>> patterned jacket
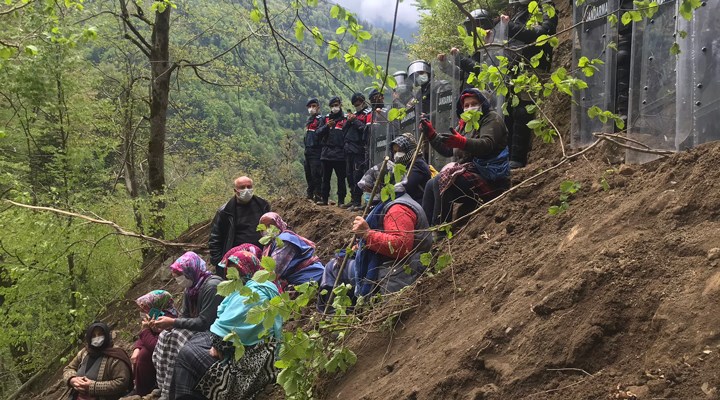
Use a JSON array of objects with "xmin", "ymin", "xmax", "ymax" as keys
[{"xmin": 63, "ymin": 349, "xmax": 132, "ymax": 400}]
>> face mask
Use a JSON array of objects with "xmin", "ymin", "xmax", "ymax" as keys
[
  {"xmin": 236, "ymin": 188, "xmax": 253, "ymax": 203},
  {"xmin": 175, "ymin": 275, "xmax": 193, "ymax": 288},
  {"xmin": 307, "ymin": 107, "xmax": 317, "ymax": 115},
  {"xmin": 372, "ymin": 102, "xmax": 384, "ymax": 109},
  {"xmin": 465, "ymin": 106, "xmax": 481, "ymax": 112},
  {"xmin": 417, "ymin": 74, "xmax": 429, "ymax": 85},
  {"xmin": 354, "ymin": 104, "xmax": 365, "ymax": 112},
  {"xmin": 90, "ymin": 336, "xmax": 105, "ymax": 347},
  {"xmin": 331, "ymin": 106, "xmax": 341, "ymax": 114},
  {"xmin": 393, "ymin": 151, "xmax": 406, "ymax": 162},
  {"xmin": 362, "ymin": 192, "xmax": 371, "ymax": 204}
]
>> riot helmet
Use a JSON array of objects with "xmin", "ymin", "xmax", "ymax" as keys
[
  {"xmin": 393, "ymin": 71, "xmax": 409, "ymax": 94},
  {"xmin": 368, "ymin": 88, "xmax": 385, "ymax": 109},
  {"xmin": 407, "ymin": 60, "xmax": 431, "ymax": 87},
  {"xmin": 463, "ymin": 9, "xmax": 494, "ymax": 34}
]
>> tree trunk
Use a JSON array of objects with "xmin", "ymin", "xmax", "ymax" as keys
[{"xmin": 147, "ymin": 5, "xmax": 172, "ymax": 240}]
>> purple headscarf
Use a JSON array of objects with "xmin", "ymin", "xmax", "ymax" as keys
[{"xmin": 169, "ymin": 251, "xmax": 212, "ymax": 305}]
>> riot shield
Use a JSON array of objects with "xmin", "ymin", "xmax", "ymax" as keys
[
  {"xmin": 570, "ymin": 0, "xmax": 619, "ymax": 148},
  {"xmin": 626, "ymin": 0, "xmax": 678, "ymax": 163},
  {"xmin": 429, "ymin": 60, "xmax": 461, "ymax": 169},
  {"xmin": 368, "ymin": 109, "xmax": 396, "ymax": 166},
  {"xmin": 688, "ymin": 0, "xmax": 720, "ymax": 147}
]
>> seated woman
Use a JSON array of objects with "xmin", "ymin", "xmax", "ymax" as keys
[
  {"xmin": 420, "ymin": 88, "xmax": 510, "ymax": 227},
  {"xmin": 63, "ymin": 322, "xmax": 132, "ymax": 400},
  {"xmin": 390, "ymin": 133, "xmax": 431, "ymax": 204},
  {"xmin": 173, "ymin": 249, "xmax": 282, "ymax": 400},
  {"xmin": 151, "ymin": 252, "xmax": 223, "ymax": 400},
  {"xmin": 259, "ymin": 212, "xmax": 324, "ymax": 290},
  {"xmin": 131, "ymin": 290, "xmax": 177, "ymax": 396},
  {"xmin": 319, "ymin": 171, "xmax": 433, "ymax": 308}
]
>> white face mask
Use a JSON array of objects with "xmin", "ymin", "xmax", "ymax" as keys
[
  {"xmin": 307, "ymin": 107, "xmax": 317, "ymax": 115},
  {"xmin": 417, "ymin": 74, "xmax": 429, "ymax": 85},
  {"xmin": 175, "ymin": 275, "xmax": 193, "ymax": 288},
  {"xmin": 331, "ymin": 106, "xmax": 341, "ymax": 114},
  {"xmin": 465, "ymin": 105, "xmax": 481, "ymax": 112},
  {"xmin": 90, "ymin": 336, "xmax": 105, "ymax": 347},
  {"xmin": 235, "ymin": 188, "xmax": 253, "ymax": 203},
  {"xmin": 393, "ymin": 151, "xmax": 406, "ymax": 162}
]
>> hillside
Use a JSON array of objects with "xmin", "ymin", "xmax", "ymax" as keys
[
  {"xmin": 24, "ymin": 139, "xmax": 720, "ymax": 399},
  {"xmin": 10, "ymin": 1, "xmax": 720, "ymax": 399}
]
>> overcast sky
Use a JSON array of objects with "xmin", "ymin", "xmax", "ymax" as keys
[{"xmin": 333, "ymin": 0, "xmax": 422, "ymax": 29}]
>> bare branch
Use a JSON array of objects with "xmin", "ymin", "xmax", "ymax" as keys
[
  {"xmin": 123, "ymin": 33, "xmax": 151, "ymax": 58},
  {"xmin": 0, "ymin": 0, "xmax": 33, "ymax": 16},
  {"xmin": 119, "ymin": 0, "xmax": 151, "ymax": 51},
  {"xmin": 3, "ymin": 199, "xmax": 204, "ymax": 249}
]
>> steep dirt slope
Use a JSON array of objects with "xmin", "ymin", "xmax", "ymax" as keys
[
  {"xmin": 26, "ymin": 200, "xmax": 355, "ymax": 399},
  {"xmin": 322, "ymin": 142, "xmax": 720, "ymax": 400}
]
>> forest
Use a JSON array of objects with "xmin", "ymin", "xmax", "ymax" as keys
[{"xmin": 0, "ymin": 0, "xmax": 408, "ymax": 392}]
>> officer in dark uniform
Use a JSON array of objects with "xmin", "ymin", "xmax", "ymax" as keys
[{"xmin": 303, "ymin": 98, "xmax": 325, "ymax": 202}]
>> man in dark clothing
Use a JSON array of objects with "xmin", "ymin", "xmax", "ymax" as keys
[
  {"xmin": 208, "ymin": 176, "xmax": 271, "ymax": 277},
  {"xmin": 316, "ymin": 96, "xmax": 348, "ymax": 206},
  {"xmin": 303, "ymin": 98, "xmax": 325, "ymax": 202},
  {"xmin": 502, "ymin": 0, "xmax": 558, "ymax": 168},
  {"xmin": 343, "ymin": 92, "xmax": 373, "ymax": 210}
]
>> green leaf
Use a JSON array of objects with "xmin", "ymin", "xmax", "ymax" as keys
[
  {"xmin": 548, "ymin": 205, "xmax": 560, "ymax": 215},
  {"xmin": 435, "ymin": 254, "xmax": 452, "ymax": 272},
  {"xmin": 0, "ymin": 46, "xmax": 16, "ymax": 60},
  {"xmin": 608, "ymin": 13, "xmax": 618, "ymax": 26},
  {"xmin": 252, "ymin": 269, "xmax": 275, "ymax": 283},
  {"xmin": 420, "ymin": 252, "xmax": 432, "ymax": 267},
  {"xmin": 245, "ymin": 305, "xmax": 265, "ymax": 324},
  {"xmin": 260, "ymin": 256, "xmax": 276, "ymax": 272},
  {"xmin": 358, "ymin": 31, "xmax": 372, "ymax": 41},
  {"xmin": 621, "ymin": 11, "xmax": 633, "ymax": 25},
  {"xmin": 217, "ymin": 279, "xmax": 244, "ymax": 297},
  {"xmin": 527, "ymin": 119, "xmax": 543, "ymax": 130},
  {"xmin": 393, "ymin": 163, "xmax": 406, "ymax": 184},
  {"xmin": 679, "ymin": 0, "xmax": 701, "ymax": 21},
  {"xmin": 330, "ymin": 4, "xmax": 340, "ymax": 18},
  {"xmin": 250, "ymin": 8, "xmax": 263, "ymax": 22},
  {"xmin": 336, "ymin": 26, "xmax": 346, "ymax": 34},
  {"xmin": 24, "ymin": 45, "xmax": 38, "ymax": 56},
  {"xmin": 295, "ymin": 21, "xmax": 304, "ymax": 42},
  {"xmin": 669, "ymin": 42, "xmax": 681, "ymax": 56}
]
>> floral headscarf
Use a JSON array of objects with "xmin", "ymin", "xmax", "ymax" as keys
[
  {"xmin": 260, "ymin": 212, "xmax": 288, "ymax": 232},
  {"xmin": 220, "ymin": 249, "xmax": 263, "ymax": 280},
  {"xmin": 169, "ymin": 251, "xmax": 212, "ymax": 300},
  {"xmin": 135, "ymin": 290, "xmax": 178, "ymax": 318},
  {"xmin": 260, "ymin": 212, "xmax": 316, "ymax": 254}
]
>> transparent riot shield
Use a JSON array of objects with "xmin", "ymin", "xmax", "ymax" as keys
[
  {"xmin": 688, "ymin": 0, "xmax": 720, "ymax": 146},
  {"xmin": 368, "ymin": 110, "xmax": 396, "ymax": 166},
  {"xmin": 676, "ymin": 0, "xmax": 720, "ymax": 150},
  {"xmin": 571, "ymin": 0, "xmax": 619, "ymax": 148},
  {"xmin": 429, "ymin": 60, "xmax": 460, "ymax": 169},
  {"xmin": 626, "ymin": 0, "xmax": 678, "ymax": 163}
]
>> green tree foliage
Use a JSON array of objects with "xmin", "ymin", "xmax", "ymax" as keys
[
  {"xmin": 410, "ymin": 0, "xmax": 506, "ymax": 61},
  {"xmin": 0, "ymin": 0, "xmax": 408, "ymax": 394}
]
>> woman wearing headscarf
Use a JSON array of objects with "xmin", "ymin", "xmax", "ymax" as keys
[
  {"xmin": 63, "ymin": 322, "xmax": 132, "ymax": 400},
  {"xmin": 259, "ymin": 212, "xmax": 324, "ymax": 290},
  {"xmin": 390, "ymin": 132, "xmax": 432, "ymax": 204},
  {"xmin": 420, "ymin": 88, "xmax": 510, "ymax": 226},
  {"xmin": 131, "ymin": 290, "xmax": 177, "ymax": 396},
  {"xmin": 151, "ymin": 252, "xmax": 222, "ymax": 400},
  {"xmin": 173, "ymin": 249, "xmax": 282, "ymax": 400}
]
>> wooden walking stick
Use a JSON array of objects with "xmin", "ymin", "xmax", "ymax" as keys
[{"xmin": 322, "ymin": 156, "xmax": 390, "ymax": 314}]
